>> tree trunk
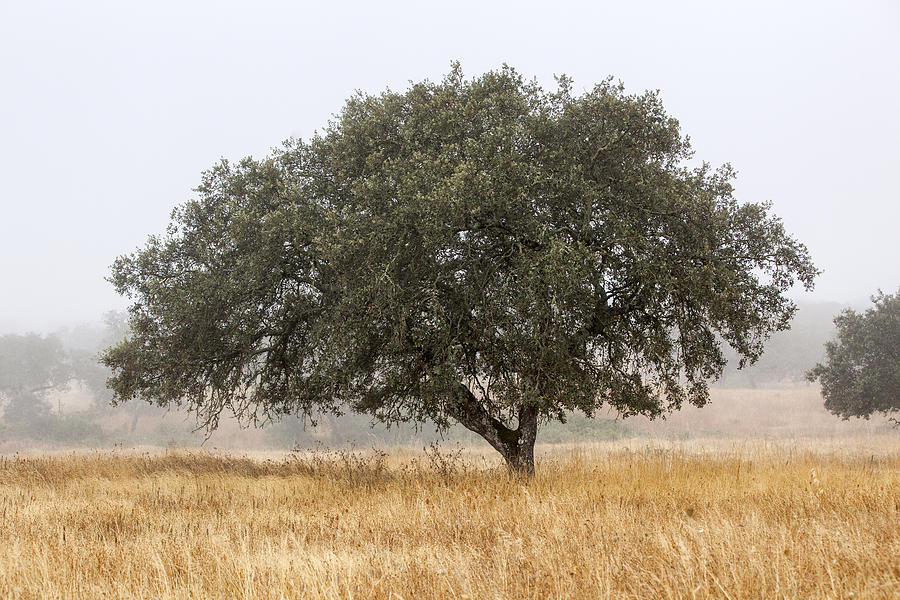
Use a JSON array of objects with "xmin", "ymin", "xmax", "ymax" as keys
[
  {"xmin": 447, "ymin": 384, "xmax": 538, "ymax": 476},
  {"xmin": 508, "ymin": 405, "xmax": 537, "ymax": 476}
]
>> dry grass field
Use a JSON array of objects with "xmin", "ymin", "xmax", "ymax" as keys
[{"xmin": 1, "ymin": 438, "xmax": 898, "ymax": 599}]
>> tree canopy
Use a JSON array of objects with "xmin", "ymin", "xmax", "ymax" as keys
[
  {"xmin": 807, "ymin": 289, "xmax": 899, "ymax": 420},
  {"xmin": 104, "ymin": 65, "xmax": 818, "ymax": 472}
]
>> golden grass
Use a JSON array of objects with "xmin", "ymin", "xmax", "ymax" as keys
[{"xmin": 1, "ymin": 440, "xmax": 898, "ymax": 599}]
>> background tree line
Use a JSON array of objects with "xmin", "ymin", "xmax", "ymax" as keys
[{"xmin": 0, "ymin": 300, "xmax": 852, "ymax": 449}]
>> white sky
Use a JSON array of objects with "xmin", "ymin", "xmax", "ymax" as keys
[{"xmin": 1, "ymin": 0, "xmax": 898, "ymax": 333}]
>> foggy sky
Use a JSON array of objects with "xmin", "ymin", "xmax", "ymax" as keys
[{"xmin": 1, "ymin": 0, "xmax": 898, "ymax": 333}]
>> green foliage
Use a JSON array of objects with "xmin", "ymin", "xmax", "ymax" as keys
[
  {"xmin": 43, "ymin": 413, "xmax": 109, "ymax": 446},
  {"xmin": 0, "ymin": 333, "xmax": 70, "ymax": 396},
  {"xmin": 104, "ymin": 65, "xmax": 817, "ymax": 469},
  {"xmin": 807, "ymin": 290, "xmax": 900, "ymax": 419},
  {"xmin": 0, "ymin": 333, "xmax": 71, "ymax": 429},
  {"xmin": 0, "ymin": 320, "xmax": 139, "ymax": 445},
  {"xmin": 1, "ymin": 390, "xmax": 54, "ymax": 431},
  {"xmin": 537, "ymin": 413, "xmax": 629, "ymax": 444}
]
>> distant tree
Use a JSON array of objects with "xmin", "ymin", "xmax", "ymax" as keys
[
  {"xmin": 104, "ymin": 65, "xmax": 818, "ymax": 473},
  {"xmin": 68, "ymin": 311, "xmax": 129, "ymax": 408},
  {"xmin": 61, "ymin": 311, "xmax": 156, "ymax": 433},
  {"xmin": 807, "ymin": 289, "xmax": 899, "ymax": 421},
  {"xmin": 0, "ymin": 333, "xmax": 71, "ymax": 430}
]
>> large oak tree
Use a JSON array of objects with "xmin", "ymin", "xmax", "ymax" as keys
[{"xmin": 104, "ymin": 66, "xmax": 817, "ymax": 473}]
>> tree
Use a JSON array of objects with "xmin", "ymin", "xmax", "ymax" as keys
[
  {"xmin": 807, "ymin": 290, "xmax": 899, "ymax": 421},
  {"xmin": 104, "ymin": 65, "xmax": 818, "ymax": 474},
  {"xmin": 0, "ymin": 333, "xmax": 71, "ymax": 430}
]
